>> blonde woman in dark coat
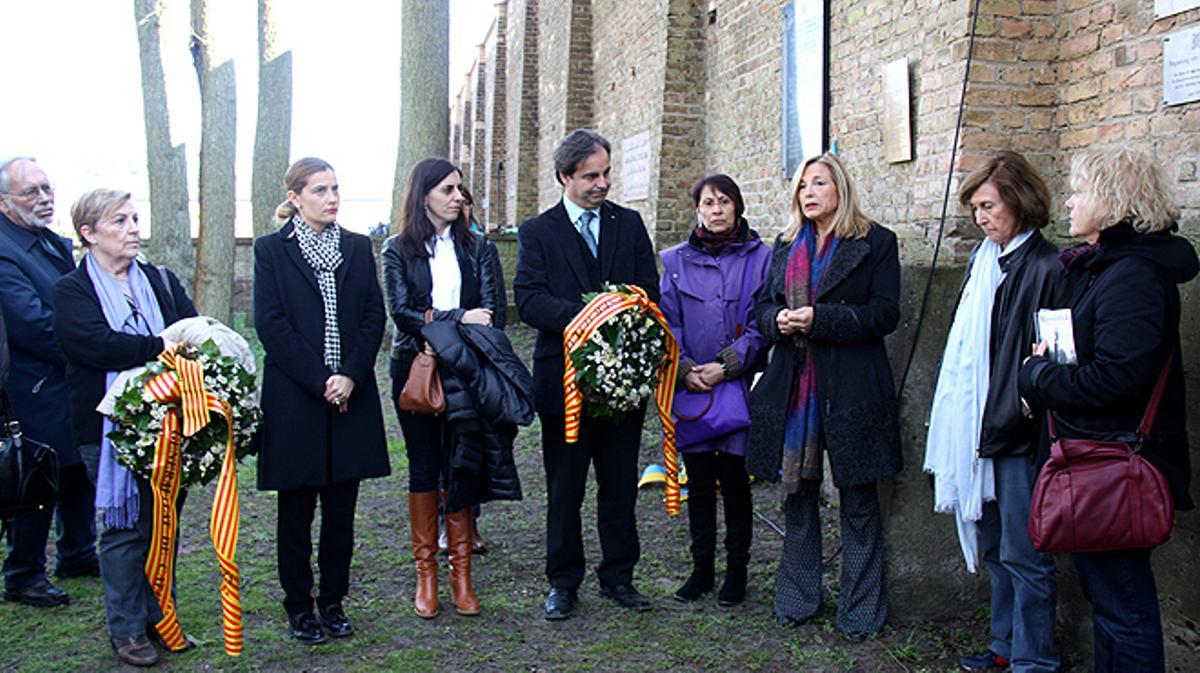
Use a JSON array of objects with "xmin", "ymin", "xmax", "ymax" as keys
[{"xmin": 254, "ymin": 157, "xmax": 389, "ymax": 644}]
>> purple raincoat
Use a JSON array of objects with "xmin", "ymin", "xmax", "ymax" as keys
[{"xmin": 659, "ymin": 233, "xmax": 771, "ymax": 453}]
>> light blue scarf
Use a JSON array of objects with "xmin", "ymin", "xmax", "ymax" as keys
[
  {"xmin": 88, "ymin": 254, "xmax": 166, "ymax": 529},
  {"xmin": 923, "ymin": 230, "xmax": 1032, "ymax": 571}
]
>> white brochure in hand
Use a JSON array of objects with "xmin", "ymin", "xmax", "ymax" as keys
[{"xmin": 1036, "ymin": 308, "xmax": 1077, "ymax": 365}]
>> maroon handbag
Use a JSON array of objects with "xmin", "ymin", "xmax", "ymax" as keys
[{"xmin": 1027, "ymin": 353, "xmax": 1176, "ymax": 553}]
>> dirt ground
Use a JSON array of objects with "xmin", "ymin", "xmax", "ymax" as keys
[{"xmin": 0, "ymin": 323, "xmax": 1087, "ymax": 672}]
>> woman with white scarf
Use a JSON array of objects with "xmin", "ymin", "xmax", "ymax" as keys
[
  {"xmin": 53, "ymin": 189, "xmax": 197, "ymax": 667},
  {"xmin": 924, "ymin": 152, "xmax": 1062, "ymax": 673},
  {"xmin": 253, "ymin": 158, "xmax": 389, "ymax": 645}
]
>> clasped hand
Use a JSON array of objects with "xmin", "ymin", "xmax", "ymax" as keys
[
  {"xmin": 684, "ymin": 362, "xmax": 725, "ymax": 393},
  {"xmin": 324, "ymin": 374, "xmax": 355, "ymax": 413},
  {"xmin": 461, "ymin": 308, "xmax": 492, "ymax": 325},
  {"xmin": 776, "ymin": 306, "xmax": 814, "ymax": 336}
]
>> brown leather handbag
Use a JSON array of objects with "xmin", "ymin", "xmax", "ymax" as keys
[
  {"xmin": 1027, "ymin": 353, "xmax": 1176, "ymax": 553},
  {"xmin": 398, "ymin": 310, "xmax": 445, "ymax": 414}
]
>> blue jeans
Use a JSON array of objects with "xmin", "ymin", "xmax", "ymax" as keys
[
  {"xmin": 978, "ymin": 455, "xmax": 1058, "ymax": 672},
  {"xmin": 1072, "ymin": 548, "xmax": 1164, "ymax": 673}
]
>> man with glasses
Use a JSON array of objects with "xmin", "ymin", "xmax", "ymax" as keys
[{"xmin": 0, "ymin": 157, "xmax": 97, "ymax": 607}]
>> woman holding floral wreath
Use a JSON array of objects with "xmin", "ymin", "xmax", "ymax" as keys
[
  {"xmin": 54, "ymin": 188, "xmax": 197, "ymax": 667},
  {"xmin": 253, "ymin": 157, "xmax": 389, "ymax": 644}
]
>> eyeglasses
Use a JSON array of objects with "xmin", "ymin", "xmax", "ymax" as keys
[
  {"xmin": 121, "ymin": 299, "xmax": 152, "ymax": 335},
  {"xmin": 8, "ymin": 183, "xmax": 54, "ymax": 200}
]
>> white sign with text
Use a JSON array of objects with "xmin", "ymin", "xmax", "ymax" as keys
[
  {"xmin": 1164, "ymin": 25, "xmax": 1200, "ymax": 107},
  {"xmin": 621, "ymin": 131, "xmax": 652, "ymax": 202}
]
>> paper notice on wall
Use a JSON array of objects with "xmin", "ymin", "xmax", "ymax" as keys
[
  {"xmin": 621, "ymin": 131, "xmax": 651, "ymax": 202},
  {"xmin": 1164, "ymin": 25, "xmax": 1200, "ymax": 107},
  {"xmin": 1155, "ymin": 0, "xmax": 1200, "ymax": 19}
]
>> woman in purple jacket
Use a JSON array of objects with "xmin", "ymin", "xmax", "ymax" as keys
[{"xmin": 659, "ymin": 174, "xmax": 771, "ymax": 606}]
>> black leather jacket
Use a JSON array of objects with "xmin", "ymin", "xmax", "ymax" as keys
[
  {"xmin": 382, "ymin": 231, "xmax": 506, "ymax": 363},
  {"xmin": 968, "ymin": 231, "xmax": 1062, "ymax": 458}
]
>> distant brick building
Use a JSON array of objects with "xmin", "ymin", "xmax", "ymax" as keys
[
  {"xmin": 448, "ymin": 2, "xmax": 1200, "ymax": 667},
  {"xmin": 453, "ymin": 0, "xmax": 1199, "ymax": 257}
]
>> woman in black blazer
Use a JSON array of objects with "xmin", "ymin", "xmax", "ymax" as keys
[
  {"xmin": 53, "ymin": 188, "xmax": 197, "ymax": 667},
  {"xmin": 382, "ymin": 157, "xmax": 504, "ymax": 619},
  {"xmin": 748, "ymin": 153, "xmax": 902, "ymax": 639},
  {"xmin": 253, "ymin": 157, "xmax": 389, "ymax": 644}
]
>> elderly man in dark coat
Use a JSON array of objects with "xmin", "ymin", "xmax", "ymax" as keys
[{"xmin": 0, "ymin": 157, "xmax": 97, "ymax": 607}]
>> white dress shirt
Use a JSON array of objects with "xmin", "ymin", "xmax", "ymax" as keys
[{"xmin": 427, "ymin": 230, "xmax": 461, "ymax": 311}]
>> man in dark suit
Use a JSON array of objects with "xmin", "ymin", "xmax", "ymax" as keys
[
  {"xmin": 514, "ymin": 129, "xmax": 660, "ymax": 620},
  {"xmin": 0, "ymin": 157, "xmax": 97, "ymax": 607}
]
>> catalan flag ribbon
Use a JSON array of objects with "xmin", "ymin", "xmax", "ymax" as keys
[
  {"xmin": 142, "ymin": 347, "xmax": 243, "ymax": 656},
  {"xmin": 562, "ymin": 286, "xmax": 682, "ymax": 515}
]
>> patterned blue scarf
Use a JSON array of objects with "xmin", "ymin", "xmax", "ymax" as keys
[{"xmin": 781, "ymin": 223, "xmax": 839, "ymax": 493}]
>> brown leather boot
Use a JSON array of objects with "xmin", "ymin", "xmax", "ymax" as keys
[
  {"xmin": 445, "ymin": 506, "xmax": 480, "ymax": 616},
  {"xmin": 409, "ymin": 492, "xmax": 440, "ymax": 618}
]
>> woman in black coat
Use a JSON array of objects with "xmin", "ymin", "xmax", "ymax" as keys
[
  {"xmin": 253, "ymin": 157, "xmax": 389, "ymax": 644},
  {"xmin": 382, "ymin": 157, "xmax": 505, "ymax": 620},
  {"xmin": 1018, "ymin": 148, "xmax": 1196, "ymax": 673},
  {"xmin": 54, "ymin": 189, "xmax": 197, "ymax": 667},
  {"xmin": 748, "ymin": 153, "xmax": 901, "ymax": 639}
]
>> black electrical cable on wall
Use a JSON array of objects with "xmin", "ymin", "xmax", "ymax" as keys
[{"xmin": 896, "ymin": 0, "xmax": 983, "ymax": 398}]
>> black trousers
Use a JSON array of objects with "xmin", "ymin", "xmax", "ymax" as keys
[
  {"xmin": 680, "ymin": 450, "xmax": 752, "ymax": 568},
  {"xmin": 394, "ymin": 404, "xmax": 451, "ymax": 494},
  {"xmin": 540, "ymin": 408, "xmax": 644, "ymax": 590},
  {"xmin": 276, "ymin": 480, "xmax": 360, "ymax": 616},
  {"xmin": 3, "ymin": 463, "xmax": 97, "ymax": 589}
]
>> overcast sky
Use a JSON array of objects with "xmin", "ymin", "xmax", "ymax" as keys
[{"xmin": 0, "ymin": 0, "xmax": 497, "ymax": 235}]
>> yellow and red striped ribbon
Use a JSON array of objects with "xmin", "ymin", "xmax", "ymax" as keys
[
  {"xmin": 142, "ymin": 407, "xmax": 186, "ymax": 650},
  {"xmin": 142, "ymin": 347, "xmax": 243, "ymax": 656},
  {"xmin": 562, "ymin": 287, "xmax": 682, "ymax": 514}
]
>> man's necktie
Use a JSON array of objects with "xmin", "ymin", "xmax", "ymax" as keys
[{"xmin": 579, "ymin": 211, "xmax": 598, "ymax": 257}]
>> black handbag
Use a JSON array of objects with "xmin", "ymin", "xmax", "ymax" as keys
[{"xmin": 0, "ymin": 392, "xmax": 59, "ymax": 520}]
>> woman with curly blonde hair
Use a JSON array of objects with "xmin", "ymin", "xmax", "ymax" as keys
[{"xmin": 1019, "ymin": 147, "xmax": 1196, "ymax": 672}]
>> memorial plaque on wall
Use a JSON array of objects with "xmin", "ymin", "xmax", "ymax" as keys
[
  {"xmin": 882, "ymin": 58, "xmax": 913, "ymax": 163},
  {"xmin": 621, "ymin": 131, "xmax": 651, "ymax": 202},
  {"xmin": 1164, "ymin": 25, "xmax": 1200, "ymax": 107},
  {"xmin": 1155, "ymin": 0, "xmax": 1200, "ymax": 19},
  {"xmin": 781, "ymin": 0, "xmax": 828, "ymax": 180}
]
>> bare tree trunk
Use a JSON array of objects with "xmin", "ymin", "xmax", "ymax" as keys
[
  {"xmin": 190, "ymin": 0, "xmax": 237, "ymax": 324},
  {"xmin": 391, "ymin": 0, "xmax": 450, "ymax": 228},
  {"xmin": 134, "ymin": 0, "xmax": 193, "ymax": 290},
  {"xmin": 251, "ymin": 0, "xmax": 291, "ymax": 240}
]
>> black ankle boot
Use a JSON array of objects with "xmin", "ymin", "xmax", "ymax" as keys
[
  {"xmin": 717, "ymin": 565, "xmax": 747, "ymax": 606},
  {"xmin": 674, "ymin": 561, "xmax": 715, "ymax": 602}
]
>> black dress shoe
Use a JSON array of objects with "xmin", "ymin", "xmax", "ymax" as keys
[
  {"xmin": 287, "ymin": 611, "xmax": 328, "ymax": 644},
  {"xmin": 598, "ymin": 583, "xmax": 652, "ymax": 611},
  {"xmin": 3, "ymin": 580, "xmax": 70, "ymax": 607},
  {"xmin": 55, "ymin": 560, "xmax": 101, "ymax": 579},
  {"xmin": 319, "ymin": 604, "xmax": 355, "ymax": 638},
  {"xmin": 777, "ymin": 614, "xmax": 806, "ymax": 628},
  {"xmin": 544, "ymin": 587, "xmax": 578, "ymax": 621}
]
